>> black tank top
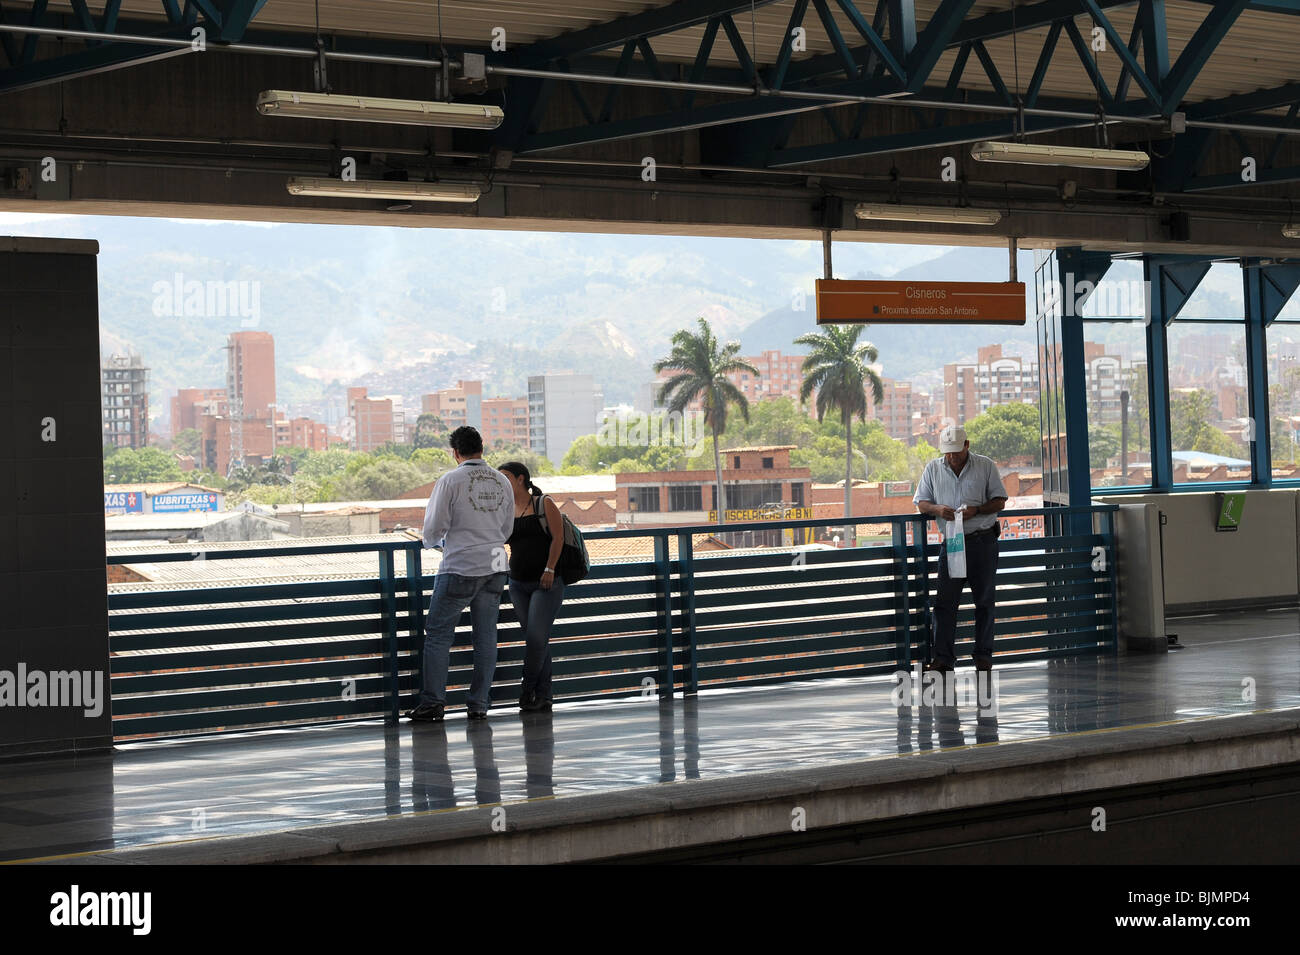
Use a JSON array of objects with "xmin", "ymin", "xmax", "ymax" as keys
[{"xmin": 507, "ymin": 497, "xmax": 552, "ymax": 582}]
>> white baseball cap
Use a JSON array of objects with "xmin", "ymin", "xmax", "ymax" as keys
[{"xmin": 939, "ymin": 425, "xmax": 968, "ymax": 453}]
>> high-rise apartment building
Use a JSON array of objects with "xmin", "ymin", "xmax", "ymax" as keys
[
  {"xmin": 529, "ymin": 373, "xmax": 603, "ymax": 466},
  {"xmin": 226, "ymin": 331, "xmax": 275, "ymax": 420},
  {"xmin": 102, "ymin": 354, "xmax": 150, "ymax": 449},
  {"xmin": 348, "ymin": 387, "xmax": 396, "ymax": 452},
  {"xmin": 422, "ymin": 380, "xmax": 482, "ymax": 431},
  {"xmin": 171, "ymin": 387, "xmax": 227, "ymax": 435},
  {"xmin": 482, "ymin": 397, "xmax": 530, "ymax": 449},
  {"xmin": 944, "ymin": 344, "xmax": 1040, "ymax": 424}
]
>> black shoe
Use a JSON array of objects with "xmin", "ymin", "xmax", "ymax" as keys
[
  {"xmin": 974, "ymin": 657, "xmax": 993, "ymax": 672},
  {"xmin": 924, "ymin": 660, "xmax": 953, "ymax": 673},
  {"xmin": 405, "ymin": 702, "xmax": 444, "ymax": 722},
  {"xmin": 519, "ymin": 691, "xmax": 550, "ymax": 712},
  {"xmin": 466, "ymin": 708, "xmax": 489, "ymax": 721}
]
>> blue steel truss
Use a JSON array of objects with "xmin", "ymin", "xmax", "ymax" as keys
[
  {"xmin": 0, "ymin": 0, "xmax": 266, "ymax": 91},
  {"xmin": 1, "ymin": 0, "xmax": 1297, "ymax": 194}
]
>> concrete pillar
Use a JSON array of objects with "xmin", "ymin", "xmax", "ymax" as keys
[{"xmin": 1, "ymin": 237, "xmax": 112, "ymax": 757}]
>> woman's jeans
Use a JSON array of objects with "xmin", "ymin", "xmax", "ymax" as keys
[{"xmin": 508, "ymin": 577, "xmax": 566, "ymax": 700}]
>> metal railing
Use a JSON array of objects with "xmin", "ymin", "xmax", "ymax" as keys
[{"xmin": 105, "ymin": 505, "xmax": 1118, "ymax": 740}]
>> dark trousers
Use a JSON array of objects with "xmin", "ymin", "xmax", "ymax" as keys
[
  {"xmin": 932, "ymin": 530, "xmax": 999, "ymax": 666},
  {"xmin": 508, "ymin": 577, "xmax": 566, "ymax": 701}
]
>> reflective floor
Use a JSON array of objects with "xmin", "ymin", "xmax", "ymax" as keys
[{"xmin": 2, "ymin": 609, "xmax": 1297, "ymax": 862}]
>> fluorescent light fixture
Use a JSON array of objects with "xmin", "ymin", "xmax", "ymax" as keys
[
  {"xmin": 286, "ymin": 177, "xmax": 481, "ymax": 203},
  {"xmin": 1285, "ymin": 225, "xmax": 1300, "ymax": 239},
  {"xmin": 970, "ymin": 140, "xmax": 1149, "ymax": 170},
  {"xmin": 257, "ymin": 90, "xmax": 504, "ymax": 129},
  {"xmin": 854, "ymin": 202, "xmax": 1002, "ymax": 226}
]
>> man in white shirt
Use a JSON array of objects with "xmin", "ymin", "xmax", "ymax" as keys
[
  {"xmin": 913, "ymin": 425, "xmax": 1008, "ymax": 673},
  {"xmin": 406, "ymin": 426, "xmax": 515, "ymax": 722}
]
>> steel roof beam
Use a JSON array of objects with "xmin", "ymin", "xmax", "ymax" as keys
[{"xmin": 1160, "ymin": 0, "xmax": 1249, "ymax": 110}]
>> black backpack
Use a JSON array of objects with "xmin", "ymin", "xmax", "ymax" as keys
[{"xmin": 533, "ymin": 495, "xmax": 591, "ymax": 585}]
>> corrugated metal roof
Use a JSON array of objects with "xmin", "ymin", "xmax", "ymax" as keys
[{"xmin": 103, "ymin": 482, "xmax": 222, "ymax": 495}]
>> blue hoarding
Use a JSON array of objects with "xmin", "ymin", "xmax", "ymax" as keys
[
  {"xmin": 152, "ymin": 492, "xmax": 220, "ymax": 513},
  {"xmin": 104, "ymin": 490, "xmax": 143, "ymax": 512}
]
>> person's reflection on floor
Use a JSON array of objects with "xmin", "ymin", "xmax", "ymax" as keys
[
  {"xmin": 935, "ymin": 703, "xmax": 965, "ymax": 749},
  {"xmin": 466, "ymin": 719, "xmax": 500, "ymax": 807},
  {"xmin": 520, "ymin": 711, "xmax": 555, "ymax": 799},
  {"xmin": 976, "ymin": 671, "xmax": 1000, "ymax": 744},
  {"xmin": 658, "ymin": 699, "xmax": 675, "ymax": 782},
  {"xmin": 410, "ymin": 722, "xmax": 455, "ymax": 812},
  {"xmin": 683, "ymin": 696, "xmax": 700, "ymax": 779},
  {"xmin": 384, "ymin": 724, "xmax": 402, "ymax": 814},
  {"xmin": 895, "ymin": 703, "xmax": 914, "ymax": 754}
]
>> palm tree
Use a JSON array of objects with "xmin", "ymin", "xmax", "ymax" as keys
[
  {"xmin": 653, "ymin": 317, "xmax": 759, "ymax": 525},
  {"xmin": 795, "ymin": 324, "xmax": 884, "ymax": 544}
]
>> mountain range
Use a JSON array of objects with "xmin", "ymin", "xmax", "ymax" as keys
[{"xmin": 0, "ymin": 212, "xmax": 1256, "ymax": 428}]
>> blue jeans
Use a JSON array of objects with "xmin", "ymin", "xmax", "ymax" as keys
[
  {"xmin": 508, "ymin": 577, "xmax": 566, "ymax": 701},
  {"xmin": 419, "ymin": 571, "xmax": 507, "ymax": 712},
  {"xmin": 932, "ymin": 530, "xmax": 999, "ymax": 666}
]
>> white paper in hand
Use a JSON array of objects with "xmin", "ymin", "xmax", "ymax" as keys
[{"xmin": 945, "ymin": 509, "xmax": 967, "ymax": 579}]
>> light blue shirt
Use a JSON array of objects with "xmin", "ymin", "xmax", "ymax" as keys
[
  {"xmin": 422, "ymin": 459, "xmax": 515, "ymax": 576},
  {"xmin": 913, "ymin": 451, "xmax": 1008, "ymax": 536}
]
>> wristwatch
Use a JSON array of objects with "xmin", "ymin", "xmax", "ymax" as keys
[{"xmin": 544, "ymin": 567, "xmax": 555, "ymax": 574}]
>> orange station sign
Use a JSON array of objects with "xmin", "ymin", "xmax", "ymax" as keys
[{"xmin": 815, "ymin": 279, "xmax": 1026, "ymax": 325}]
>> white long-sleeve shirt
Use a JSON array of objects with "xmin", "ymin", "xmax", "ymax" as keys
[{"xmin": 421, "ymin": 458, "xmax": 515, "ymax": 576}]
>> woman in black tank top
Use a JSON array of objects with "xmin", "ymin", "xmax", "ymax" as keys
[{"xmin": 499, "ymin": 462, "xmax": 567, "ymax": 712}]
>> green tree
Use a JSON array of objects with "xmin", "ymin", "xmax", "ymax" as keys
[
  {"xmin": 795, "ymin": 324, "xmax": 884, "ymax": 539},
  {"xmin": 410, "ymin": 447, "xmax": 455, "ymax": 476},
  {"xmin": 171, "ymin": 428, "xmax": 201, "ymax": 458},
  {"xmin": 653, "ymin": 317, "xmax": 759, "ymax": 523},
  {"xmin": 104, "ymin": 446, "xmax": 183, "ymax": 484},
  {"xmin": 336, "ymin": 458, "xmax": 427, "ymax": 501},
  {"xmin": 1088, "ymin": 424, "xmax": 1121, "ymax": 469},
  {"xmin": 485, "ymin": 443, "xmax": 554, "ymax": 476},
  {"xmin": 964, "ymin": 402, "xmax": 1041, "ymax": 464},
  {"xmin": 1170, "ymin": 389, "xmax": 1243, "ymax": 458},
  {"xmin": 413, "ymin": 413, "xmax": 448, "ymax": 449}
]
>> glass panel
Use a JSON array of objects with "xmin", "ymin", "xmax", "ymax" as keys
[
  {"xmin": 1176, "ymin": 261, "xmax": 1245, "ymax": 321},
  {"xmin": 1167, "ymin": 322, "xmax": 1250, "ymax": 483},
  {"xmin": 1078, "ymin": 259, "xmax": 1146, "ymax": 321},
  {"xmin": 1085, "ymin": 321, "xmax": 1151, "ymax": 488},
  {"xmin": 1269, "ymin": 325, "xmax": 1300, "ymax": 478}
]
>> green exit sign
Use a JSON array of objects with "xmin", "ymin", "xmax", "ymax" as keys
[{"xmin": 1215, "ymin": 492, "xmax": 1245, "ymax": 532}]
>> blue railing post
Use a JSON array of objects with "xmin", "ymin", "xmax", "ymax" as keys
[
  {"xmin": 653, "ymin": 532, "xmax": 674, "ymax": 699},
  {"xmin": 678, "ymin": 531, "xmax": 698, "ymax": 694},
  {"xmin": 378, "ymin": 549, "xmax": 399, "ymax": 723},
  {"xmin": 891, "ymin": 520, "xmax": 912, "ymax": 669},
  {"xmin": 404, "ymin": 544, "xmax": 424, "ymax": 712}
]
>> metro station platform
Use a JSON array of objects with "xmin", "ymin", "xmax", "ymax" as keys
[{"xmin": 4, "ymin": 609, "xmax": 1299, "ymax": 865}]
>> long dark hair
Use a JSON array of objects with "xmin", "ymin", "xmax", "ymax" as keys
[{"xmin": 500, "ymin": 461, "xmax": 542, "ymax": 504}]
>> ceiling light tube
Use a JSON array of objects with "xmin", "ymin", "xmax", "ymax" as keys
[
  {"xmin": 286, "ymin": 177, "xmax": 481, "ymax": 203},
  {"xmin": 258, "ymin": 90, "xmax": 504, "ymax": 129},
  {"xmin": 854, "ymin": 202, "xmax": 1003, "ymax": 225},
  {"xmin": 970, "ymin": 140, "xmax": 1149, "ymax": 170},
  {"xmin": 1285, "ymin": 225, "xmax": 1300, "ymax": 239}
]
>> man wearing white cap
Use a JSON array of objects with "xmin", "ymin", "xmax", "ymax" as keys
[{"xmin": 913, "ymin": 424, "xmax": 1008, "ymax": 672}]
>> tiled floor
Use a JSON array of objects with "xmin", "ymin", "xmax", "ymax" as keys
[{"xmin": 2, "ymin": 609, "xmax": 1297, "ymax": 862}]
